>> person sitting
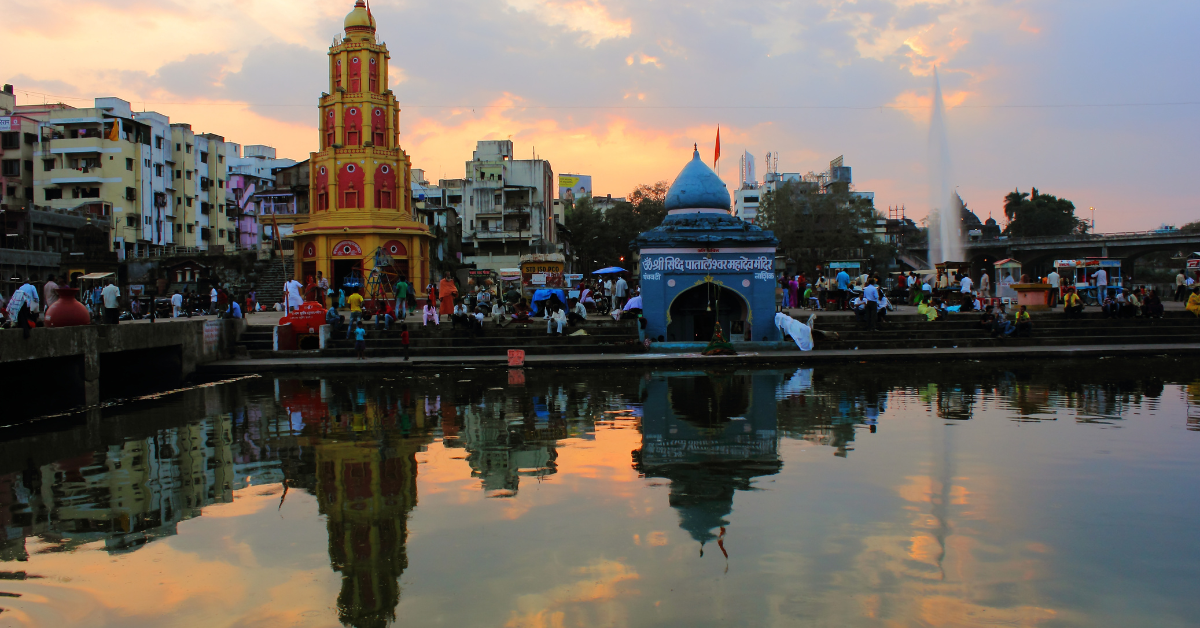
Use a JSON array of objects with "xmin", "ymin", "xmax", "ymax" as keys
[
  {"xmin": 917, "ymin": 300, "xmax": 938, "ymax": 322},
  {"xmin": 1122, "ymin": 289, "xmax": 1141, "ymax": 318},
  {"xmin": 959, "ymin": 292, "xmax": 976, "ymax": 312},
  {"xmin": 326, "ymin": 302, "xmax": 344, "ymax": 332},
  {"xmin": 375, "ymin": 304, "xmax": 395, "ymax": 330},
  {"xmin": 546, "ymin": 306, "xmax": 567, "ymax": 335},
  {"xmin": 991, "ymin": 305, "xmax": 1016, "ymax": 337},
  {"xmin": 452, "ymin": 299, "xmax": 471, "ymax": 329},
  {"xmin": 935, "ymin": 299, "xmax": 948, "ymax": 321},
  {"xmin": 1101, "ymin": 293, "xmax": 1119, "ymax": 318},
  {"xmin": 511, "ymin": 299, "xmax": 532, "ymax": 324},
  {"xmin": 979, "ymin": 305, "xmax": 996, "ymax": 329},
  {"xmin": 804, "ymin": 284, "xmax": 823, "ymax": 310},
  {"xmin": 579, "ymin": 286, "xmax": 596, "ymax": 312},
  {"xmin": 470, "ymin": 307, "xmax": 485, "ymax": 338},
  {"xmin": 422, "ymin": 300, "xmax": 440, "ymax": 326},
  {"xmin": 568, "ymin": 298, "xmax": 587, "ymax": 326},
  {"xmin": 1143, "ymin": 289, "xmax": 1164, "ymax": 318},
  {"xmin": 491, "ymin": 300, "xmax": 507, "ymax": 326},
  {"xmin": 1187, "ymin": 287, "xmax": 1200, "ymax": 318},
  {"xmin": 1063, "ymin": 287, "xmax": 1084, "ymax": 319},
  {"xmin": 850, "ymin": 295, "xmax": 867, "ymax": 324},
  {"xmin": 1015, "ymin": 305, "xmax": 1032, "ymax": 337},
  {"xmin": 877, "ymin": 294, "xmax": 892, "ymax": 324}
]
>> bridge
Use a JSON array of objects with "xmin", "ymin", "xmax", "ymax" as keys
[{"xmin": 910, "ymin": 230, "xmax": 1200, "ymax": 275}]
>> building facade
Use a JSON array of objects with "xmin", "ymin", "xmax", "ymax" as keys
[
  {"xmin": 459, "ymin": 139, "xmax": 556, "ymax": 274},
  {"xmin": 291, "ymin": 0, "xmax": 432, "ymax": 293}
]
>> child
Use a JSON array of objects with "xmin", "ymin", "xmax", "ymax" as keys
[
  {"xmin": 354, "ymin": 325, "xmax": 367, "ymax": 360},
  {"xmin": 400, "ymin": 324, "xmax": 410, "ymax": 361}
]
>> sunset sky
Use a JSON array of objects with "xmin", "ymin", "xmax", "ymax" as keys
[{"xmin": 4, "ymin": 0, "xmax": 1197, "ymax": 230}]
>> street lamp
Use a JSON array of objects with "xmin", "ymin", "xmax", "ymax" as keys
[{"xmin": 1090, "ymin": 207, "xmax": 1095, "ymax": 231}]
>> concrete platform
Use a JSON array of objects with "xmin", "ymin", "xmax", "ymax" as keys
[{"xmin": 197, "ymin": 342, "xmax": 1200, "ymax": 374}]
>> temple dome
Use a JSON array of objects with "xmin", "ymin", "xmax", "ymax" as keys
[
  {"xmin": 345, "ymin": 0, "xmax": 376, "ymax": 31},
  {"xmin": 664, "ymin": 149, "xmax": 731, "ymax": 211}
]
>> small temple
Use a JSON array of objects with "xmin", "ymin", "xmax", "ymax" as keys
[
  {"xmin": 291, "ymin": 0, "xmax": 432, "ymax": 297},
  {"xmin": 635, "ymin": 148, "xmax": 780, "ymax": 343}
]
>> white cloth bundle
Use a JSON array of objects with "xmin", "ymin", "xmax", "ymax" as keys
[{"xmin": 775, "ymin": 312, "xmax": 814, "ymax": 351}]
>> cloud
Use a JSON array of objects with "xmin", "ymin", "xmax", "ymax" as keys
[{"xmin": 504, "ymin": 0, "xmax": 632, "ymax": 47}]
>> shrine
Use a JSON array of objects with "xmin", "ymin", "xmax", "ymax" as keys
[
  {"xmin": 635, "ymin": 148, "xmax": 780, "ymax": 343},
  {"xmin": 291, "ymin": 0, "xmax": 432, "ymax": 298}
]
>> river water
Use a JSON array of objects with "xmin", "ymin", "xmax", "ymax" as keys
[{"xmin": 1, "ymin": 359, "xmax": 1198, "ymax": 627}]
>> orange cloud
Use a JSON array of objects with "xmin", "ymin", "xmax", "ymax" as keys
[{"xmin": 504, "ymin": 0, "xmax": 631, "ymax": 47}]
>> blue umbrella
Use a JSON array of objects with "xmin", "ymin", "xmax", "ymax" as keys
[{"xmin": 592, "ymin": 267, "xmax": 627, "ymax": 275}]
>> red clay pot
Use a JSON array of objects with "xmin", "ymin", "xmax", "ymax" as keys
[{"xmin": 45, "ymin": 287, "xmax": 92, "ymax": 327}]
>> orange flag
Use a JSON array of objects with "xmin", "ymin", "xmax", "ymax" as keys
[
  {"xmin": 714, "ymin": 125, "xmax": 721, "ymax": 166},
  {"xmin": 107, "ymin": 120, "xmax": 120, "ymax": 142}
]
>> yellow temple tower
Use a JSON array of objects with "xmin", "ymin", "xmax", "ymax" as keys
[{"xmin": 292, "ymin": 0, "xmax": 431, "ymax": 297}]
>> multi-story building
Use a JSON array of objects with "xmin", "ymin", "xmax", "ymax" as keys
[
  {"xmin": 225, "ymin": 145, "xmax": 294, "ymax": 252},
  {"xmin": 252, "ymin": 159, "xmax": 309, "ymax": 253},
  {"xmin": 460, "ymin": 139, "xmax": 556, "ymax": 273},
  {"xmin": 408, "ymin": 169, "xmax": 463, "ymax": 279}
]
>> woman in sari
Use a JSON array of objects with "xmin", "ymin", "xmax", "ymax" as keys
[
  {"xmin": 1187, "ymin": 287, "xmax": 1200, "ymax": 317},
  {"xmin": 787, "ymin": 275, "xmax": 800, "ymax": 308}
]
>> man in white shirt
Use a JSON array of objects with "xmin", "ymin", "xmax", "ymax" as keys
[
  {"xmin": 1092, "ymin": 268, "xmax": 1108, "ymax": 300},
  {"xmin": 979, "ymin": 272, "xmax": 991, "ymax": 298},
  {"xmin": 102, "ymin": 279, "xmax": 121, "ymax": 325},
  {"xmin": 170, "ymin": 290, "xmax": 184, "ymax": 318},
  {"xmin": 284, "ymin": 278, "xmax": 304, "ymax": 314},
  {"xmin": 209, "ymin": 287, "xmax": 219, "ymax": 315},
  {"xmin": 613, "ymin": 276, "xmax": 628, "ymax": 309},
  {"xmin": 960, "ymin": 274, "xmax": 973, "ymax": 294},
  {"xmin": 1046, "ymin": 269, "xmax": 1061, "ymax": 306},
  {"xmin": 862, "ymin": 278, "xmax": 882, "ymax": 331}
]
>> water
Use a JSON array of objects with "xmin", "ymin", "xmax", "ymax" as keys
[
  {"xmin": 928, "ymin": 68, "xmax": 964, "ymax": 265},
  {"xmin": 1, "ymin": 360, "xmax": 1199, "ymax": 627}
]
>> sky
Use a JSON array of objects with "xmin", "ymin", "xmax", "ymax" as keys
[{"xmin": 3, "ymin": 0, "xmax": 1198, "ymax": 231}]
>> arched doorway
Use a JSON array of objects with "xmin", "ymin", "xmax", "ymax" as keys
[{"xmin": 668, "ymin": 284, "xmax": 748, "ymax": 342}]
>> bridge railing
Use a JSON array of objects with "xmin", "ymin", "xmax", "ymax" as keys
[{"xmin": 964, "ymin": 230, "xmax": 1196, "ymax": 246}]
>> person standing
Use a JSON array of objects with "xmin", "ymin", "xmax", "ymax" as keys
[
  {"xmin": 1046, "ymin": 268, "xmax": 1060, "ymax": 307},
  {"xmin": 346, "ymin": 287, "xmax": 364, "ymax": 338},
  {"xmin": 209, "ymin": 285, "xmax": 219, "ymax": 315},
  {"xmin": 960, "ymin": 273, "xmax": 973, "ymax": 296},
  {"xmin": 316, "ymin": 271, "xmax": 329, "ymax": 305},
  {"xmin": 102, "ymin": 278, "xmax": 121, "ymax": 325},
  {"xmin": 614, "ymin": 275, "xmax": 628, "ymax": 310},
  {"xmin": 246, "ymin": 289, "xmax": 256, "ymax": 315},
  {"xmin": 835, "ymin": 269, "xmax": 850, "ymax": 310},
  {"xmin": 171, "ymin": 290, "xmax": 184, "ymax": 318},
  {"xmin": 862, "ymin": 277, "xmax": 882, "ymax": 331},
  {"xmin": 979, "ymin": 271, "xmax": 991, "ymax": 299},
  {"xmin": 284, "ymin": 277, "xmax": 304, "ymax": 314},
  {"xmin": 43, "ymin": 274, "xmax": 60, "ymax": 319},
  {"xmin": 1091, "ymin": 266, "xmax": 1108, "ymax": 301},
  {"xmin": 353, "ymin": 324, "xmax": 367, "ymax": 360},
  {"xmin": 395, "ymin": 276, "xmax": 409, "ymax": 319},
  {"xmin": 1175, "ymin": 269, "xmax": 1188, "ymax": 302},
  {"xmin": 438, "ymin": 273, "xmax": 457, "ymax": 320},
  {"xmin": 400, "ymin": 324, "xmax": 411, "ymax": 361}
]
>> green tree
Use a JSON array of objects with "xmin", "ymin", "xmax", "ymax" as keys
[
  {"xmin": 1181, "ymin": 220, "xmax": 1200, "ymax": 233},
  {"xmin": 757, "ymin": 181, "xmax": 893, "ymax": 273},
  {"xmin": 565, "ymin": 181, "xmax": 670, "ymax": 271},
  {"xmin": 1002, "ymin": 188, "xmax": 1088, "ymax": 237}
]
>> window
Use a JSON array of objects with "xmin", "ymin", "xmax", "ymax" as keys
[
  {"xmin": 155, "ymin": 164, "xmax": 164, "ymax": 177},
  {"xmin": 218, "ymin": 228, "xmax": 225, "ymax": 237},
  {"xmin": 218, "ymin": 179, "xmax": 224, "ymax": 189},
  {"xmin": 24, "ymin": 133, "xmax": 36, "ymax": 145},
  {"xmin": 144, "ymin": 159, "xmax": 151, "ymax": 168},
  {"xmin": 24, "ymin": 160, "xmax": 32, "ymax": 172},
  {"xmin": 200, "ymin": 152, "xmax": 208, "ymax": 164},
  {"xmin": 176, "ymin": 143, "xmax": 181, "ymax": 151},
  {"xmin": 155, "ymin": 137, "xmax": 164, "ymax": 149},
  {"xmin": 186, "ymin": 170, "xmax": 192, "ymax": 180},
  {"xmin": 43, "ymin": 159, "xmax": 55, "ymax": 172},
  {"xmin": 1, "ymin": 160, "xmax": 18, "ymax": 176},
  {"xmin": 126, "ymin": 216, "xmax": 137, "ymax": 228},
  {"xmin": 176, "ymin": 224, "xmax": 183, "ymax": 233},
  {"xmin": 44, "ymin": 188, "xmax": 63, "ymax": 200},
  {"xmin": 187, "ymin": 224, "xmax": 194, "ymax": 233},
  {"xmin": 185, "ymin": 144, "xmax": 192, "ymax": 153},
  {"xmin": 186, "ymin": 197, "xmax": 193, "ymax": 207},
  {"xmin": 218, "ymin": 155, "xmax": 223, "ymax": 164},
  {"xmin": 126, "ymin": 158, "xmax": 134, "ymax": 171},
  {"xmin": 145, "ymin": 215, "xmax": 152, "ymax": 225},
  {"xmin": 176, "ymin": 196, "xmax": 182, "ymax": 206},
  {"xmin": 0, "ymin": 133, "xmax": 18, "ymax": 149},
  {"xmin": 125, "ymin": 187, "xmax": 137, "ymax": 201}
]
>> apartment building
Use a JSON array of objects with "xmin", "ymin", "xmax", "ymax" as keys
[
  {"xmin": 460, "ymin": 140, "xmax": 556, "ymax": 273},
  {"xmin": 225, "ymin": 144, "xmax": 294, "ymax": 252}
]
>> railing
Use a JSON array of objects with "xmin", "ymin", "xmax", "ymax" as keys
[{"xmin": 965, "ymin": 229, "xmax": 1198, "ymax": 247}]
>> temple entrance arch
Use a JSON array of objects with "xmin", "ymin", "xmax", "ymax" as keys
[{"xmin": 667, "ymin": 283, "xmax": 748, "ymax": 342}]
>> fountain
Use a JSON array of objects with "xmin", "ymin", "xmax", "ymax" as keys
[{"xmin": 927, "ymin": 68, "xmax": 964, "ymax": 266}]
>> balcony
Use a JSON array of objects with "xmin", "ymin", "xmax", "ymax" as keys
[
  {"xmin": 45, "ymin": 167, "xmax": 122, "ymax": 185},
  {"xmin": 47, "ymin": 137, "xmax": 116, "ymax": 155}
]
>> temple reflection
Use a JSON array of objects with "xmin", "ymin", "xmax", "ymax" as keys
[
  {"xmin": 633, "ymin": 370, "xmax": 782, "ymax": 552},
  {"xmin": 278, "ymin": 378, "xmax": 434, "ymax": 628}
]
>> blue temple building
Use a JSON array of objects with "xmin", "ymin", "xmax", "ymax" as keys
[{"xmin": 635, "ymin": 149, "xmax": 780, "ymax": 343}]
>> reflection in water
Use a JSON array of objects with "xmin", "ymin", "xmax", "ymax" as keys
[
  {"xmin": 0, "ymin": 358, "xmax": 1197, "ymax": 627},
  {"xmin": 634, "ymin": 370, "xmax": 782, "ymax": 553}
]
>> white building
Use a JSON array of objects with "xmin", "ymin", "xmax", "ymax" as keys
[{"xmin": 460, "ymin": 140, "xmax": 557, "ymax": 273}]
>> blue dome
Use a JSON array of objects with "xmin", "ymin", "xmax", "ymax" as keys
[{"xmin": 664, "ymin": 149, "xmax": 730, "ymax": 211}]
